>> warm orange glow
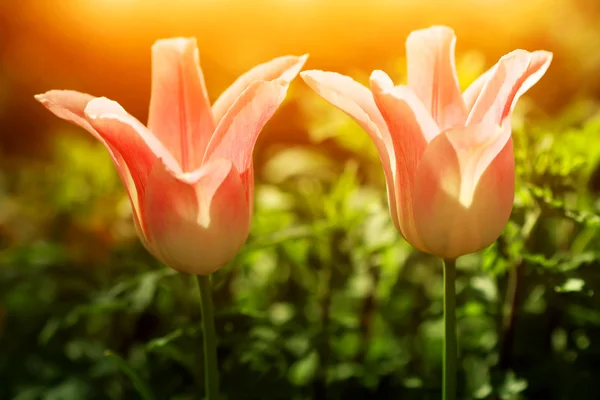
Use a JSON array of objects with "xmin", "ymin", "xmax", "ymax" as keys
[
  {"xmin": 12, "ymin": 0, "xmax": 564, "ymax": 76},
  {"xmin": 0, "ymin": 0, "xmax": 595, "ymax": 155}
]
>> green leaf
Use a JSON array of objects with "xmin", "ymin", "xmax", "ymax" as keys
[
  {"xmin": 288, "ymin": 351, "xmax": 319, "ymax": 386},
  {"xmin": 555, "ymin": 278, "xmax": 585, "ymax": 293},
  {"xmin": 130, "ymin": 272, "xmax": 160, "ymax": 312}
]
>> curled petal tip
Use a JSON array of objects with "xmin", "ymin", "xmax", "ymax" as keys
[
  {"xmin": 407, "ymin": 25, "xmax": 455, "ymax": 41},
  {"xmin": 430, "ymin": 25, "xmax": 455, "ymax": 33},
  {"xmin": 501, "ymin": 49, "xmax": 531, "ymax": 60},
  {"xmin": 278, "ymin": 54, "xmax": 309, "ymax": 83},
  {"xmin": 299, "ymin": 70, "xmax": 320, "ymax": 86},
  {"xmin": 535, "ymin": 50, "xmax": 554, "ymax": 64},
  {"xmin": 33, "ymin": 90, "xmax": 100, "ymax": 126},
  {"xmin": 34, "ymin": 93, "xmax": 52, "ymax": 107},
  {"xmin": 83, "ymin": 97, "xmax": 123, "ymax": 120},
  {"xmin": 293, "ymin": 53, "xmax": 310, "ymax": 73},
  {"xmin": 34, "ymin": 90, "xmax": 68, "ymax": 104},
  {"xmin": 500, "ymin": 48, "xmax": 552, "ymax": 64},
  {"xmin": 299, "ymin": 69, "xmax": 318, "ymax": 80},
  {"xmin": 152, "ymin": 37, "xmax": 197, "ymax": 52},
  {"xmin": 300, "ymin": 69, "xmax": 342, "ymax": 85},
  {"xmin": 211, "ymin": 53, "xmax": 309, "ymax": 124},
  {"xmin": 370, "ymin": 70, "xmax": 394, "ymax": 91},
  {"xmin": 422, "ymin": 25, "xmax": 455, "ymax": 34}
]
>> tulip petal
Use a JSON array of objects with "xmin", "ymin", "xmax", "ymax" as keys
[
  {"xmin": 413, "ymin": 124, "xmax": 514, "ymax": 258},
  {"xmin": 203, "ymin": 79, "xmax": 290, "ymax": 197},
  {"xmin": 462, "ymin": 68, "xmax": 492, "ymax": 113},
  {"xmin": 212, "ymin": 54, "xmax": 308, "ymax": 124},
  {"xmin": 466, "ymin": 50, "xmax": 552, "ymax": 127},
  {"xmin": 35, "ymin": 91, "xmax": 105, "ymax": 143},
  {"xmin": 371, "ymin": 71, "xmax": 440, "ymax": 143},
  {"xmin": 85, "ymin": 97, "xmax": 180, "ymax": 185},
  {"xmin": 300, "ymin": 70, "xmax": 392, "ymax": 142},
  {"xmin": 143, "ymin": 157, "xmax": 250, "ymax": 275},
  {"xmin": 34, "ymin": 90, "xmax": 149, "ymax": 245},
  {"xmin": 148, "ymin": 38, "xmax": 215, "ymax": 172},
  {"xmin": 370, "ymin": 71, "xmax": 439, "ymax": 250},
  {"xmin": 84, "ymin": 98, "xmax": 181, "ymax": 238},
  {"xmin": 300, "ymin": 69, "xmax": 401, "ymax": 228},
  {"xmin": 406, "ymin": 26, "xmax": 467, "ymax": 130}
]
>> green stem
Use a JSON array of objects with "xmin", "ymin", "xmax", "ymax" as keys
[
  {"xmin": 194, "ymin": 275, "xmax": 220, "ymax": 400},
  {"xmin": 442, "ymin": 258, "xmax": 457, "ymax": 400}
]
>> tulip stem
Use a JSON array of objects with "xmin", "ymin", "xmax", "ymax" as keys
[
  {"xmin": 195, "ymin": 275, "xmax": 220, "ymax": 400},
  {"xmin": 442, "ymin": 258, "xmax": 457, "ymax": 400}
]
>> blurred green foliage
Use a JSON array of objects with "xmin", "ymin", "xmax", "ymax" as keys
[{"xmin": 2, "ymin": 58, "xmax": 600, "ymax": 400}]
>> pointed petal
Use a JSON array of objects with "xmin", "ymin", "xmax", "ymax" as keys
[
  {"xmin": 300, "ymin": 69, "xmax": 400, "ymax": 228},
  {"xmin": 85, "ymin": 97, "xmax": 180, "ymax": 185},
  {"xmin": 203, "ymin": 78, "xmax": 290, "ymax": 196},
  {"xmin": 212, "ymin": 54, "xmax": 308, "ymax": 124},
  {"xmin": 406, "ymin": 26, "xmax": 467, "ymax": 130},
  {"xmin": 301, "ymin": 70, "xmax": 391, "ymax": 141},
  {"xmin": 35, "ymin": 91, "xmax": 102, "ymax": 141},
  {"xmin": 34, "ymin": 90, "xmax": 149, "ymax": 244},
  {"xmin": 85, "ymin": 97, "xmax": 181, "ymax": 244},
  {"xmin": 372, "ymin": 71, "xmax": 440, "ymax": 143},
  {"xmin": 147, "ymin": 38, "xmax": 215, "ymax": 171},
  {"xmin": 467, "ymin": 50, "xmax": 552, "ymax": 126},
  {"xmin": 413, "ymin": 124, "xmax": 514, "ymax": 258},
  {"xmin": 370, "ymin": 71, "xmax": 439, "ymax": 250},
  {"xmin": 143, "ymin": 157, "xmax": 250, "ymax": 275}
]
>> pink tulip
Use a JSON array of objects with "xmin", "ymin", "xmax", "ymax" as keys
[
  {"xmin": 301, "ymin": 26, "xmax": 551, "ymax": 258},
  {"xmin": 35, "ymin": 38, "xmax": 307, "ymax": 274}
]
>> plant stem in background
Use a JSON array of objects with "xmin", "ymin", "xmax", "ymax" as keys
[
  {"xmin": 314, "ymin": 253, "xmax": 333, "ymax": 400},
  {"xmin": 357, "ymin": 261, "xmax": 381, "ymax": 363},
  {"xmin": 105, "ymin": 350, "xmax": 155, "ymax": 400},
  {"xmin": 499, "ymin": 261, "xmax": 524, "ymax": 369},
  {"xmin": 499, "ymin": 209, "xmax": 541, "ymax": 369},
  {"xmin": 194, "ymin": 275, "xmax": 220, "ymax": 400},
  {"xmin": 442, "ymin": 258, "xmax": 457, "ymax": 400}
]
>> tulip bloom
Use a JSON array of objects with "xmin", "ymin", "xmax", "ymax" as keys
[
  {"xmin": 36, "ymin": 38, "xmax": 307, "ymax": 274},
  {"xmin": 302, "ymin": 26, "xmax": 551, "ymax": 258}
]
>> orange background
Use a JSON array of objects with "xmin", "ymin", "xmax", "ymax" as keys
[{"xmin": 0, "ymin": 0, "xmax": 598, "ymax": 160}]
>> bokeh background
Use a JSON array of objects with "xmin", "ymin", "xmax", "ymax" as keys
[{"xmin": 2, "ymin": 0, "xmax": 600, "ymax": 399}]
